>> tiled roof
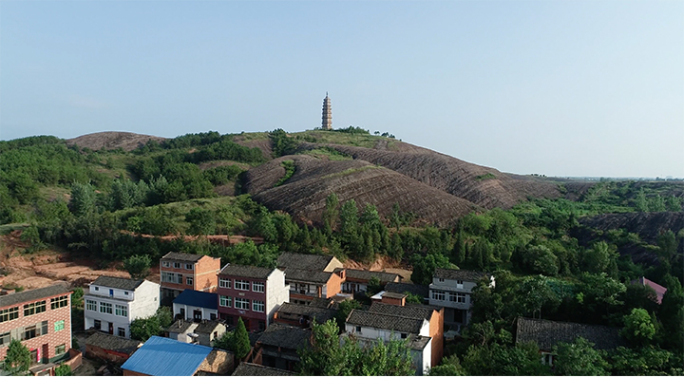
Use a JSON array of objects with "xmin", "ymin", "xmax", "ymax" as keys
[
  {"xmin": 167, "ymin": 320, "xmax": 196, "ymax": 334},
  {"xmin": 0, "ymin": 283, "xmax": 71, "ymax": 308},
  {"xmin": 173, "ymin": 290, "xmax": 218, "ymax": 310},
  {"xmin": 284, "ymin": 269, "xmax": 332, "ymax": 284},
  {"xmin": 232, "ymin": 362, "xmax": 295, "ymax": 376},
  {"xmin": 308, "ymin": 297, "xmax": 336, "ymax": 309},
  {"xmin": 219, "ymin": 264, "xmax": 273, "ymax": 280},
  {"xmin": 257, "ymin": 323, "xmax": 311, "ymax": 350},
  {"xmin": 277, "ymin": 252, "xmax": 336, "ymax": 271},
  {"xmin": 630, "ymin": 277, "xmax": 668, "ymax": 304},
  {"xmin": 340, "ymin": 269, "xmax": 401, "ymax": 283},
  {"xmin": 91, "ymin": 276, "xmax": 144, "ymax": 291},
  {"xmin": 121, "ymin": 336, "xmax": 213, "ymax": 376},
  {"xmin": 384, "ymin": 282, "xmax": 429, "ymax": 298},
  {"xmin": 276, "ymin": 303, "xmax": 337, "ymax": 323},
  {"xmin": 380, "ymin": 292, "xmax": 407, "ymax": 300},
  {"xmin": 434, "ymin": 268, "xmax": 491, "ymax": 282},
  {"xmin": 346, "ymin": 309, "xmax": 425, "ymax": 334},
  {"xmin": 515, "ymin": 317, "xmax": 625, "ymax": 351},
  {"xmin": 161, "ymin": 252, "xmax": 208, "ymax": 262},
  {"xmin": 85, "ymin": 332, "xmax": 142, "ymax": 355},
  {"xmin": 368, "ymin": 302, "xmax": 439, "ymax": 321},
  {"xmin": 195, "ymin": 320, "xmax": 225, "ymax": 335}
]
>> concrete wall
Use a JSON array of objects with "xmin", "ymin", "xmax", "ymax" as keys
[
  {"xmin": 172, "ymin": 303, "xmax": 218, "ymax": 322},
  {"xmin": 85, "ymin": 280, "xmax": 159, "ymax": 338},
  {"xmin": 265, "ymin": 269, "xmax": 289, "ymax": 327}
]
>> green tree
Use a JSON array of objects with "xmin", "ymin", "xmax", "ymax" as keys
[
  {"xmin": 322, "ymin": 193, "xmax": 340, "ymax": 235},
  {"xmin": 429, "ymin": 355, "xmax": 466, "ymax": 376},
  {"xmin": 70, "ymin": 182, "xmax": 96, "ymax": 216},
  {"xmin": 232, "ymin": 317, "xmax": 251, "ymax": 359},
  {"xmin": 123, "ymin": 254, "xmax": 151, "ymax": 279},
  {"xmin": 552, "ymin": 337, "xmax": 609, "ymax": 376},
  {"xmin": 339, "ymin": 200, "xmax": 359, "ymax": 244},
  {"xmin": 185, "ymin": 208, "xmax": 216, "ymax": 236},
  {"xmin": 621, "ymin": 308, "xmax": 656, "ymax": 347},
  {"xmin": 366, "ymin": 276, "xmax": 382, "ymax": 296},
  {"xmin": 54, "ymin": 364, "xmax": 73, "ymax": 376},
  {"xmin": 212, "ymin": 330, "xmax": 234, "ymax": 350},
  {"xmin": 409, "ymin": 253, "xmax": 453, "ymax": 286},
  {"xmin": 666, "ymin": 195, "xmax": 682, "ymax": 212},
  {"xmin": 335, "ymin": 300, "xmax": 362, "ymax": 330},
  {"xmin": 130, "ymin": 315, "xmax": 161, "ymax": 342},
  {"xmin": 4, "ymin": 339, "xmax": 31, "ymax": 376}
]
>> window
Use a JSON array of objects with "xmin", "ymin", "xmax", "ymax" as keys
[
  {"xmin": 252, "ymin": 282, "xmax": 265, "ymax": 293},
  {"xmin": 457, "ymin": 293, "xmax": 466, "ymax": 303},
  {"xmin": 162, "ymin": 261, "xmax": 170, "ymax": 267},
  {"xmin": 174, "ymin": 262, "xmax": 181, "ymax": 269},
  {"xmin": 176, "ymin": 274, "xmax": 184, "ymax": 284},
  {"xmin": 115, "ymin": 305, "xmax": 128, "ymax": 317},
  {"xmin": 456, "ymin": 280, "xmax": 464, "ymax": 288},
  {"xmin": 355, "ymin": 326, "xmax": 362, "ymax": 333},
  {"xmin": 162, "ymin": 272, "xmax": 175, "ymax": 283},
  {"xmin": 432, "ymin": 291, "xmax": 445, "ymax": 301},
  {"xmin": 94, "ymin": 287, "xmax": 99, "ymax": 291},
  {"xmin": 438, "ymin": 278, "xmax": 445, "ymax": 282},
  {"xmin": 234, "ymin": 298, "xmax": 250, "ymax": 310},
  {"xmin": 0, "ymin": 306, "xmax": 19, "ymax": 323},
  {"xmin": 0, "ymin": 332, "xmax": 10, "ymax": 347},
  {"xmin": 124, "ymin": 291, "xmax": 128, "ymax": 295},
  {"xmin": 94, "ymin": 320, "xmax": 101, "ymax": 330},
  {"xmin": 54, "ymin": 320, "xmax": 65, "ymax": 332},
  {"xmin": 252, "ymin": 300, "xmax": 265, "ymax": 313},
  {"xmin": 86, "ymin": 300, "xmax": 97, "ymax": 311},
  {"xmin": 401, "ymin": 333, "xmax": 408, "ymax": 339},
  {"xmin": 210, "ymin": 313, "xmax": 217, "ymax": 321},
  {"xmin": 55, "ymin": 344, "xmax": 66, "ymax": 355},
  {"xmin": 186, "ymin": 276, "xmax": 194, "ymax": 286},
  {"xmin": 100, "ymin": 302, "xmax": 113, "ymax": 314},
  {"xmin": 118, "ymin": 328, "xmax": 126, "ymax": 337},
  {"xmin": 234, "ymin": 280, "xmax": 250, "ymax": 291},
  {"xmin": 23, "ymin": 325, "xmax": 37, "ymax": 340},
  {"xmin": 23, "ymin": 300, "xmax": 46, "ymax": 316},
  {"xmin": 51, "ymin": 295, "xmax": 69, "ymax": 310},
  {"xmin": 219, "ymin": 278, "xmax": 231, "ymax": 288},
  {"xmin": 219, "ymin": 296, "xmax": 232, "ymax": 307},
  {"xmin": 185, "ymin": 263, "xmax": 193, "ymax": 270}
]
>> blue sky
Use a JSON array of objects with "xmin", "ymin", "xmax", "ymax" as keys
[{"xmin": 1, "ymin": 1, "xmax": 682, "ymax": 178}]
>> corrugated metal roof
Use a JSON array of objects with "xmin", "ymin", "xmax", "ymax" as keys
[
  {"xmin": 173, "ymin": 289, "xmax": 218, "ymax": 310},
  {"xmin": 121, "ymin": 336, "xmax": 212, "ymax": 376}
]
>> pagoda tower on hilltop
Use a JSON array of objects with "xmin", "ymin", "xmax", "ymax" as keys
[{"xmin": 322, "ymin": 93, "xmax": 332, "ymax": 130}]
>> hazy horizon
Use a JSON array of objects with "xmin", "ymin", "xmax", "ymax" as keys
[{"xmin": 1, "ymin": 1, "xmax": 682, "ymax": 179}]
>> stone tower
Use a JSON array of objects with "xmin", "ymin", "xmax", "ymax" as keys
[{"xmin": 322, "ymin": 93, "xmax": 332, "ymax": 130}]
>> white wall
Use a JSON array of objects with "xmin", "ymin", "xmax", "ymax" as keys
[
  {"xmin": 129, "ymin": 280, "xmax": 160, "ymax": 321},
  {"xmin": 266, "ymin": 269, "xmax": 289, "ymax": 326},
  {"xmin": 172, "ymin": 303, "xmax": 218, "ymax": 321}
]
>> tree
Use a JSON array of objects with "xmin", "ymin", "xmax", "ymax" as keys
[
  {"xmin": 410, "ymin": 253, "xmax": 453, "ymax": 286},
  {"xmin": 4, "ymin": 339, "xmax": 31, "ymax": 375},
  {"xmin": 429, "ymin": 355, "xmax": 466, "ymax": 376},
  {"xmin": 552, "ymin": 337, "xmax": 609, "ymax": 376},
  {"xmin": 70, "ymin": 182, "xmax": 96, "ymax": 216},
  {"xmin": 621, "ymin": 308, "xmax": 656, "ymax": 347},
  {"xmin": 185, "ymin": 208, "xmax": 216, "ymax": 236},
  {"xmin": 322, "ymin": 193, "xmax": 339, "ymax": 235},
  {"xmin": 232, "ymin": 318, "xmax": 251, "ymax": 359},
  {"xmin": 335, "ymin": 300, "xmax": 362, "ymax": 330},
  {"xmin": 212, "ymin": 330, "xmax": 234, "ymax": 350},
  {"xmin": 366, "ymin": 276, "xmax": 382, "ymax": 296},
  {"xmin": 130, "ymin": 315, "xmax": 161, "ymax": 341},
  {"xmin": 54, "ymin": 364, "xmax": 72, "ymax": 376},
  {"xmin": 123, "ymin": 254, "xmax": 151, "ymax": 279}
]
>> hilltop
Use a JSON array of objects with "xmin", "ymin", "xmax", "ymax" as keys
[{"xmin": 66, "ymin": 131, "xmax": 166, "ymax": 151}]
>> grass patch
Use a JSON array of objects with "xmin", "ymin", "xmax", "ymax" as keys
[
  {"xmin": 476, "ymin": 173, "xmax": 496, "ymax": 181},
  {"xmin": 322, "ymin": 165, "xmax": 381, "ymax": 180},
  {"xmin": 275, "ymin": 160, "xmax": 296, "ymax": 186},
  {"xmin": 292, "ymin": 129, "xmax": 384, "ymax": 149},
  {"xmin": 299, "ymin": 147, "xmax": 352, "ymax": 161}
]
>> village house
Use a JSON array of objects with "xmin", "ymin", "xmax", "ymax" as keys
[
  {"xmin": 515, "ymin": 317, "xmax": 625, "ymax": 366},
  {"xmin": 84, "ymin": 332, "xmax": 142, "ymax": 364},
  {"xmin": 345, "ymin": 309, "xmax": 433, "ymax": 375},
  {"xmin": 159, "ymin": 252, "xmax": 221, "ymax": 306},
  {"xmin": 339, "ymin": 269, "xmax": 402, "ymax": 294},
  {"xmin": 277, "ymin": 252, "xmax": 345, "ymax": 305},
  {"xmin": 630, "ymin": 276, "xmax": 668, "ymax": 304},
  {"xmin": 84, "ymin": 276, "xmax": 159, "ymax": 338},
  {"xmin": 249, "ymin": 322, "xmax": 311, "ymax": 372},
  {"xmin": 167, "ymin": 319, "xmax": 226, "ymax": 347},
  {"xmin": 172, "ymin": 289, "xmax": 219, "ymax": 322},
  {"xmin": 216, "ymin": 264, "xmax": 289, "ymax": 332},
  {"xmin": 429, "ymin": 268, "xmax": 494, "ymax": 333},
  {"xmin": 122, "ymin": 336, "xmax": 234, "ymax": 376},
  {"xmin": 0, "ymin": 284, "xmax": 73, "ymax": 370},
  {"xmin": 385, "ymin": 282, "xmax": 430, "ymax": 302},
  {"xmin": 272, "ymin": 302, "xmax": 337, "ymax": 327}
]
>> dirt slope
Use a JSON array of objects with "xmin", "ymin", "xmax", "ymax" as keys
[
  {"xmin": 244, "ymin": 155, "xmax": 480, "ymax": 226},
  {"xmin": 66, "ymin": 131, "xmax": 166, "ymax": 151}
]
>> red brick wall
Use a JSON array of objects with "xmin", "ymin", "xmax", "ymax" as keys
[
  {"xmin": 160, "ymin": 256, "xmax": 220, "ymax": 293},
  {"xmin": 324, "ymin": 273, "xmax": 343, "ymax": 298},
  {"xmin": 0, "ymin": 294, "xmax": 72, "ymax": 363},
  {"xmin": 428, "ymin": 308, "xmax": 444, "ymax": 367}
]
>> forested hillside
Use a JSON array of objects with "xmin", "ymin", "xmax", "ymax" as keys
[{"xmin": 1, "ymin": 128, "xmax": 683, "ymax": 375}]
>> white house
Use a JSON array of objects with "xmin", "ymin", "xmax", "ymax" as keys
[
  {"xmin": 429, "ymin": 268, "xmax": 494, "ymax": 333},
  {"xmin": 345, "ymin": 309, "xmax": 432, "ymax": 375},
  {"xmin": 172, "ymin": 289, "xmax": 218, "ymax": 322},
  {"xmin": 84, "ymin": 276, "xmax": 160, "ymax": 339}
]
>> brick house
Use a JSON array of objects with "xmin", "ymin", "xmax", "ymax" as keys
[
  {"xmin": 85, "ymin": 332, "xmax": 142, "ymax": 364},
  {"xmin": 0, "ymin": 284, "xmax": 72, "ymax": 368},
  {"xmin": 159, "ymin": 252, "xmax": 221, "ymax": 306},
  {"xmin": 429, "ymin": 268, "xmax": 494, "ymax": 333},
  {"xmin": 277, "ymin": 252, "xmax": 345, "ymax": 305},
  {"xmin": 340, "ymin": 269, "xmax": 402, "ymax": 294},
  {"xmin": 272, "ymin": 302, "xmax": 337, "ymax": 327},
  {"xmin": 84, "ymin": 276, "xmax": 159, "ymax": 338},
  {"xmin": 250, "ymin": 323, "xmax": 311, "ymax": 372},
  {"xmin": 217, "ymin": 264, "xmax": 289, "ymax": 332}
]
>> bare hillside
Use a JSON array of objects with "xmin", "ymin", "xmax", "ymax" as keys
[
  {"xmin": 66, "ymin": 131, "xmax": 166, "ymax": 151},
  {"xmin": 244, "ymin": 155, "xmax": 480, "ymax": 226}
]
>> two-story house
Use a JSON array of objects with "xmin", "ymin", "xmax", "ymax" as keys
[
  {"xmin": 345, "ymin": 309, "xmax": 433, "ymax": 375},
  {"xmin": 428, "ymin": 268, "xmax": 494, "ymax": 333},
  {"xmin": 84, "ymin": 276, "xmax": 160, "ymax": 338},
  {"xmin": 277, "ymin": 252, "xmax": 345, "ymax": 305},
  {"xmin": 339, "ymin": 269, "xmax": 402, "ymax": 294},
  {"xmin": 159, "ymin": 252, "xmax": 221, "ymax": 306},
  {"xmin": 0, "ymin": 284, "xmax": 72, "ymax": 368},
  {"xmin": 216, "ymin": 264, "xmax": 289, "ymax": 332},
  {"xmin": 172, "ymin": 289, "xmax": 219, "ymax": 322}
]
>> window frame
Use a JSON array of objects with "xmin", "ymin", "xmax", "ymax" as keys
[
  {"xmin": 219, "ymin": 296, "xmax": 232, "ymax": 308},
  {"xmin": 252, "ymin": 282, "xmax": 265, "ymax": 293},
  {"xmin": 86, "ymin": 300, "xmax": 97, "ymax": 312},
  {"xmin": 100, "ymin": 302, "xmax": 113, "ymax": 314},
  {"xmin": 55, "ymin": 344, "xmax": 66, "ymax": 355},
  {"xmin": 234, "ymin": 280, "xmax": 250, "ymax": 291},
  {"xmin": 51, "ymin": 295, "xmax": 69, "ymax": 310},
  {"xmin": 234, "ymin": 298, "xmax": 250, "ymax": 310},
  {"xmin": 219, "ymin": 278, "xmax": 231, "ymax": 289},
  {"xmin": 115, "ymin": 304, "xmax": 128, "ymax": 317},
  {"xmin": 0, "ymin": 306, "xmax": 19, "ymax": 323},
  {"xmin": 54, "ymin": 320, "xmax": 65, "ymax": 332},
  {"xmin": 252, "ymin": 300, "xmax": 265, "ymax": 313},
  {"xmin": 186, "ymin": 276, "xmax": 194, "ymax": 286}
]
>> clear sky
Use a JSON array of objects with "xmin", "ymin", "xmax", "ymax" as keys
[{"xmin": 1, "ymin": 1, "xmax": 682, "ymax": 178}]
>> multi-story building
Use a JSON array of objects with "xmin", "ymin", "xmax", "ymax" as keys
[
  {"xmin": 428, "ymin": 268, "xmax": 495, "ymax": 333},
  {"xmin": 0, "ymin": 284, "xmax": 72, "ymax": 367},
  {"xmin": 216, "ymin": 264, "xmax": 289, "ymax": 332},
  {"xmin": 159, "ymin": 252, "xmax": 221, "ymax": 306},
  {"xmin": 84, "ymin": 276, "xmax": 159, "ymax": 338},
  {"xmin": 340, "ymin": 269, "xmax": 402, "ymax": 294},
  {"xmin": 277, "ymin": 252, "xmax": 345, "ymax": 305}
]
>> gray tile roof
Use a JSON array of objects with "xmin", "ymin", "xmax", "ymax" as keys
[
  {"xmin": 194, "ymin": 320, "xmax": 224, "ymax": 335},
  {"xmin": 85, "ymin": 332, "xmax": 142, "ymax": 355},
  {"xmin": 161, "ymin": 252, "xmax": 207, "ymax": 262},
  {"xmin": 219, "ymin": 264, "xmax": 273, "ymax": 280},
  {"xmin": 0, "ymin": 283, "xmax": 71, "ymax": 308},
  {"xmin": 232, "ymin": 362, "xmax": 295, "ymax": 376},
  {"xmin": 277, "ymin": 252, "xmax": 335, "ymax": 271},
  {"xmin": 384, "ymin": 282, "xmax": 429, "ymax": 298},
  {"xmin": 434, "ymin": 268, "xmax": 491, "ymax": 282},
  {"xmin": 167, "ymin": 320, "xmax": 196, "ymax": 334},
  {"xmin": 368, "ymin": 302, "xmax": 439, "ymax": 321},
  {"xmin": 515, "ymin": 317, "xmax": 626, "ymax": 351},
  {"xmin": 346, "ymin": 309, "xmax": 425, "ymax": 334},
  {"xmin": 256, "ymin": 323, "xmax": 311, "ymax": 350},
  {"xmin": 276, "ymin": 303, "xmax": 337, "ymax": 323},
  {"xmin": 380, "ymin": 292, "xmax": 407, "ymax": 300},
  {"xmin": 307, "ymin": 298, "xmax": 336, "ymax": 309},
  {"xmin": 284, "ymin": 269, "xmax": 332, "ymax": 284},
  {"xmin": 341, "ymin": 269, "xmax": 401, "ymax": 284},
  {"xmin": 91, "ymin": 276, "xmax": 144, "ymax": 291}
]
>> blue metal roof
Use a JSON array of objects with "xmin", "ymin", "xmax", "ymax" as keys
[
  {"xmin": 121, "ymin": 336, "xmax": 213, "ymax": 376},
  {"xmin": 173, "ymin": 289, "xmax": 218, "ymax": 310}
]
